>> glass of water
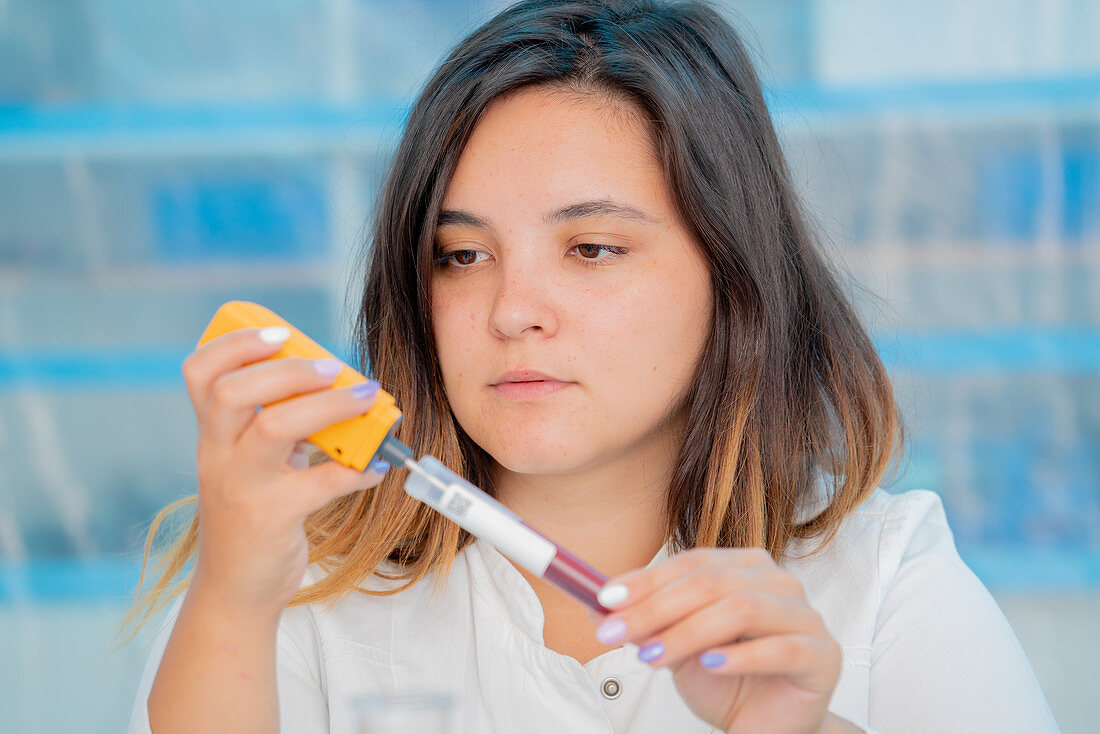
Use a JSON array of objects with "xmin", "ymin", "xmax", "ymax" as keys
[{"xmin": 350, "ymin": 691, "xmax": 455, "ymax": 734}]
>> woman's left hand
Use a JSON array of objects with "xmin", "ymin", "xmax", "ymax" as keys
[{"xmin": 590, "ymin": 547, "xmax": 848, "ymax": 734}]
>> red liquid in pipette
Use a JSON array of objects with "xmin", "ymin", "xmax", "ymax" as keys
[{"xmin": 525, "ymin": 522, "xmax": 613, "ymax": 615}]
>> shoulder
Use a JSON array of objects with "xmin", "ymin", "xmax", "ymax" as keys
[
  {"xmin": 842, "ymin": 487, "xmax": 965, "ymax": 596},
  {"xmin": 283, "ymin": 551, "xmax": 474, "ymax": 652},
  {"xmin": 273, "ymin": 562, "xmax": 403, "ymax": 681},
  {"xmin": 838, "ymin": 491, "xmax": 1061, "ymax": 731},
  {"xmin": 855, "ymin": 485, "xmax": 948, "ymax": 529},
  {"xmin": 793, "ymin": 485, "xmax": 954, "ymax": 568},
  {"xmin": 286, "ymin": 557, "xmax": 429, "ymax": 632},
  {"xmin": 783, "ymin": 487, "xmax": 964, "ymax": 639},
  {"xmin": 830, "ymin": 485, "xmax": 948, "ymax": 532}
]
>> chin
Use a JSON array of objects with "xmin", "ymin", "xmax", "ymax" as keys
[{"xmin": 477, "ymin": 431, "xmax": 596, "ymax": 476}]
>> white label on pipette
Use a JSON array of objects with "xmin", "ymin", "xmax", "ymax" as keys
[
  {"xmin": 438, "ymin": 482, "xmax": 555, "ymax": 575},
  {"xmin": 444, "ymin": 492, "xmax": 473, "ymax": 518}
]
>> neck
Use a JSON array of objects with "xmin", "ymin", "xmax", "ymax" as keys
[{"xmin": 492, "ymin": 421, "xmax": 681, "ymax": 585}]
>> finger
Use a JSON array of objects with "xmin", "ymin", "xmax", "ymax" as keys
[
  {"xmin": 690, "ymin": 633, "xmax": 842, "ymax": 692},
  {"xmin": 182, "ymin": 326, "xmax": 293, "ymax": 421},
  {"xmin": 286, "ymin": 440, "xmax": 327, "ymax": 470},
  {"xmin": 629, "ymin": 592, "xmax": 822, "ymax": 669},
  {"xmin": 237, "ymin": 380, "xmax": 382, "ymax": 467},
  {"xmin": 594, "ymin": 564, "xmax": 773, "ymax": 646},
  {"xmin": 596, "ymin": 547, "xmax": 775, "ymax": 611},
  {"xmin": 203, "ymin": 356, "xmax": 348, "ymax": 445},
  {"xmin": 288, "ymin": 443, "xmax": 311, "ymax": 471},
  {"xmin": 284, "ymin": 452, "xmax": 392, "ymax": 517}
]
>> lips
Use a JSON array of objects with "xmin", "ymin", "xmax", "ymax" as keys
[
  {"xmin": 490, "ymin": 368, "xmax": 574, "ymax": 401},
  {"xmin": 492, "ymin": 369, "xmax": 563, "ymax": 385}
]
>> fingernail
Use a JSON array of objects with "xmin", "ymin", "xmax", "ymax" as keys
[
  {"xmin": 258, "ymin": 326, "xmax": 291, "ymax": 345},
  {"xmin": 598, "ymin": 583, "xmax": 629, "ymax": 608},
  {"xmin": 314, "ymin": 359, "xmax": 343, "ymax": 377},
  {"xmin": 700, "ymin": 651, "xmax": 726, "ymax": 668},
  {"xmin": 351, "ymin": 380, "xmax": 380, "ymax": 399},
  {"xmin": 289, "ymin": 451, "xmax": 310, "ymax": 471},
  {"xmin": 368, "ymin": 458, "xmax": 390, "ymax": 474},
  {"xmin": 596, "ymin": 618, "xmax": 627, "ymax": 644},
  {"xmin": 638, "ymin": 642, "xmax": 664, "ymax": 663}
]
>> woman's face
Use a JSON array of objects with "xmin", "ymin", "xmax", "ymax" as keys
[{"xmin": 431, "ymin": 86, "xmax": 712, "ymax": 476}]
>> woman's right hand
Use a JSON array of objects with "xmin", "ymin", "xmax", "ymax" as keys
[{"xmin": 181, "ymin": 325, "xmax": 389, "ymax": 620}]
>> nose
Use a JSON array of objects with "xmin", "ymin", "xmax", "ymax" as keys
[{"xmin": 487, "ymin": 258, "xmax": 560, "ymax": 341}]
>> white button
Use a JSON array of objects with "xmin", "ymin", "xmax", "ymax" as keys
[{"xmin": 601, "ymin": 676, "xmax": 622, "ymax": 700}]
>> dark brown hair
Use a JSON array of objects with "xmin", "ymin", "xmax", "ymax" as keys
[{"xmin": 118, "ymin": 0, "xmax": 903, "ymax": 644}]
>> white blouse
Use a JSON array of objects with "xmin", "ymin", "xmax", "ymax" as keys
[{"xmin": 127, "ymin": 488, "xmax": 1060, "ymax": 733}]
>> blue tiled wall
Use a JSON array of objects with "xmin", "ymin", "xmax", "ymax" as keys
[{"xmin": 0, "ymin": 0, "xmax": 1098, "ymax": 600}]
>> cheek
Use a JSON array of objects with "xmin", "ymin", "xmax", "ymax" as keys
[
  {"xmin": 581, "ymin": 267, "xmax": 710, "ymax": 410},
  {"xmin": 431, "ymin": 291, "xmax": 486, "ymax": 391}
]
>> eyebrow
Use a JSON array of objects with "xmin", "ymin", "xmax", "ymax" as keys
[{"xmin": 436, "ymin": 198, "xmax": 661, "ymax": 231}]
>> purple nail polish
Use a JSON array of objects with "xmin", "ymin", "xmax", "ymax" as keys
[
  {"xmin": 596, "ymin": 618, "xmax": 627, "ymax": 644},
  {"xmin": 314, "ymin": 359, "xmax": 343, "ymax": 377},
  {"xmin": 352, "ymin": 380, "xmax": 380, "ymax": 399},
  {"xmin": 700, "ymin": 651, "xmax": 726, "ymax": 668},
  {"xmin": 369, "ymin": 458, "xmax": 391, "ymax": 474},
  {"xmin": 638, "ymin": 642, "xmax": 665, "ymax": 663}
]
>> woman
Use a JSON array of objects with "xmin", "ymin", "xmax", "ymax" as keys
[{"xmin": 119, "ymin": 1, "xmax": 1059, "ymax": 732}]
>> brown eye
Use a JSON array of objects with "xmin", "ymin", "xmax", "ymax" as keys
[
  {"xmin": 571, "ymin": 243, "xmax": 627, "ymax": 264},
  {"xmin": 435, "ymin": 249, "xmax": 488, "ymax": 268}
]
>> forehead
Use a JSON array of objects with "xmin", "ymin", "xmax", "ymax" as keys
[{"xmin": 441, "ymin": 87, "xmax": 669, "ymax": 216}]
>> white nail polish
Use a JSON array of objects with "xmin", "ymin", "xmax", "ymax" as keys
[
  {"xmin": 598, "ymin": 583, "xmax": 629, "ymax": 608},
  {"xmin": 258, "ymin": 326, "xmax": 291, "ymax": 344}
]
